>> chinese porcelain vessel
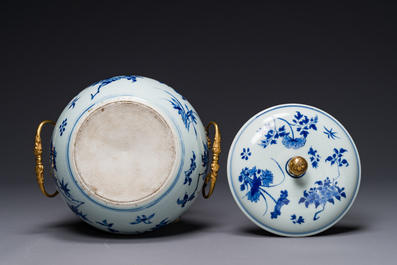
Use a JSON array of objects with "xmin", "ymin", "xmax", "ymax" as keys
[
  {"xmin": 227, "ymin": 104, "xmax": 360, "ymax": 237},
  {"xmin": 34, "ymin": 76, "xmax": 220, "ymax": 234}
]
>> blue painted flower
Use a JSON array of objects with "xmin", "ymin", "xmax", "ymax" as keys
[
  {"xmin": 323, "ymin": 126, "xmax": 340, "ymax": 140},
  {"xmin": 299, "ymin": 177, "xmax": 346, "ymax": 220},
  {"xmin": 308, "ymin": 147, "xmax": 321, "ymax": 168},
  {"xmin": 238, "ymin": 160, "xmax": 287, "ymax": 216},
  {"xmin": 59, "ymin": 119, "xmax": 67, "ymax": 136},
  {"xmin": 240, "ymin": 148, "xmax": 251, "ymax": 160},
  {"xmin": 325, "ymin": 148, "xmax": 349, "ymax": 167},
  {"xmin": 291, "ymin": 214, "xmax": 305, "ymax": 224},
  {"xmin": 239, "ymin": 167, "xmax": 275, "ymax": 203},
  {"xmin": 282, "ymin": 136, "xmax": 306, "ymax": 150}
]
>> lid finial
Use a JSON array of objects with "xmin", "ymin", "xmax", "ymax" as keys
[{"xmin": 288, "ymin": 156, "xmax": 308, "ymax": 177}]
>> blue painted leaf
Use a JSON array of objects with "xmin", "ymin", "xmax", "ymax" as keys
[
  {"xmin": 328, "ymin": 198, "xmax": 334, "ymax": 204},
  {"xmin": 340, "ymin": 148, "xmax": 347, "ymax": 153},
  {"xmin": 334, "ymin": 148, "xmax": 339, "ymax": 154},
  {"xmin": 305, "ymin": 201, "xmax": 310, "ymax": 208},
  {"xmin": 300, "ymin": 130, "xmax": 309, "ymax": 138},
  {"xmin": 291, "ymin": 214, "xmax": 297, "ymax": 220},
  {"xmin": 271, "ymin": 140, "xmax": 277, "ymax": 145},
  {"xmin": 299, "ymin": 197, "xmax": 306, "ymax": 204},
  {"xmin": 295, "ymin": 111, "xmax": 303, "ymax": 120},
  {"xmin": 314, "ymin": 201, "xmax": 320, "ymax": 208},
  {"xmin": 309, "ymin": 124, "xmax": 317, "ymax": 130},
  {"xmin": 325, "ymin": 156, "xmax": 333, "ymax": 162},
  {"xmin": 315, "ymin": 181, "xmax": 323, "ymax": 186},
  {"xmin": 341, "ymin": 192, "xmax": 346, "ymax": 198}
]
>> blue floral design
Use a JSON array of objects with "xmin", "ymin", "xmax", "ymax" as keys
[
  {"xmin": 299, "ymin": 148, "xmax": 349, "ymax": 220},
  {"xmin": 238, "ymin": 159, "xmax": 287, "ymax": 216},
  {"xmin": 130, "ymin": 214, "xmax": 155, "ymax": 225},
  {"xmin": 258, "ymin": 111, "xmax": 318, "ymax": 150},
  {"xmin": 59, "ymin": 119, "xmax": 67, "ymax": 136},
  {"xmin": 299, "ymin": 177, "xmax": 346, "ymax": 220},
  {"xmin": 270, "ymin": 190, "xmax": 290, "ymax": 219},
  {"xmin": 184, "ymin": 152, "xmax": 196, "ymax": 186},
  {"xmin": 96, "ymin": 220, "xmax": 119, "ymax": 233},
  {"xmin": 165, "ymin": 91, "xmax": 198, "ymax": 137},
  {"xmin": 325, "ymin": 148, "xmax": 349, "ymax": 180},
  {"xmin": 308, "ymin": 147, "xmax": 321, "ymax": 168},
  {"xmin": 323, "ymin": 126, "xmax": 340, "ymax": 140},
  {"xmin": 291, "ymin": 214, "xmax": 305, "ymax": 224},
  {"xmin": 150, "ymin": 218, "xmax": 170, "ymax": 231},
  {"xmin": 240, "ymin": 148, "xmax": 251, "ymax": 160},
  {"xmin": 90, "ymin": 75, "xmax": 141, "ymax": 100},
  {"xmin": 68, "ymin": 96, "xmax": 80, "ymax": 109},
  {"xmin": 325, "ymin": 148, "xmax": 349, "ymax": 168},
  {"xmin": 50, "ymin": 141, "xmax": 57, "ymax": 171},
  {"xmin": 57, "ymin": 178, "xmax": 91, "ymax": 223},
  {"xmin": 177, "ymin": 143, "xmax": 209, "ymax": 207}
]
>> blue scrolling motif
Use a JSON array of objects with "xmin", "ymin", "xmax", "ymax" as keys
[{"xmin": 90, "ymin": 75, "xmax": 141, "ymax": 100}]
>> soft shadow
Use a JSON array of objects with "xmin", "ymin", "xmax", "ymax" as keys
[
  {"xmin": 238, "ymin": 224, "xmax": 365, "ymax": 238},
  {"xmin": 32, "ymin": 217, "xmax": 212, "ymax": 242}
]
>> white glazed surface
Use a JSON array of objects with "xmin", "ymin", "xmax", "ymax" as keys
[
  {"xmin": 50, "ymin": 76, "xmax": 209, "ymax": 234},
  {"xmin": 227, "ymin": 104, "xmax": 361, "ymax": 237}
]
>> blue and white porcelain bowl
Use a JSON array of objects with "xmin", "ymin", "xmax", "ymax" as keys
[
  {"xmin": 35, "ymin": 76, "xmax": 220, "ymax": 234},
  {"xmin": 227, "ymin": 104, "xmax": 361, "ymax": 237}
]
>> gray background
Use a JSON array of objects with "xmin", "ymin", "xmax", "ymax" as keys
[{"xmin": 1, "ymin": 1, "xmax": 396, "ymax": 264}]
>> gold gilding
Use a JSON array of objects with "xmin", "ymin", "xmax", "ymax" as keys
[
  {"xmin": 288, "ymin": 156, "xmax": 308, "ymax": 177},
  {"xmin": 202, "ymin": 122, "xmax": 221, "ymax": 199},
  {"xmin": 34, "ymin": 120, "xmax": 58, "ymax": 198}
]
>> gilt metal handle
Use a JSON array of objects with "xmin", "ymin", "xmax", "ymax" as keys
[
  {"xmin": 202, "ymin": 121, "xmax": 221, "ymax": 199},
  {"xmin": 34, "ymin": 120, "xmax": 58, "ymax": 198}
]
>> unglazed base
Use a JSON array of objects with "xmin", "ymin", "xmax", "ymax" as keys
[{"xmin": 73, "ymin": 100, "xmax": 177, "ymax": 206}]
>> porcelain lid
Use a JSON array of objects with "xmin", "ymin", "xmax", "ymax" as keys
[{"xmin": 227, "ymin": 104, "xmax": 361, "ymax": 237}]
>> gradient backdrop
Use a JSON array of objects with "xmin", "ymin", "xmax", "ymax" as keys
[{"xmin": 1, "ymin": 1, "xmax": 396, "ymax": 264}]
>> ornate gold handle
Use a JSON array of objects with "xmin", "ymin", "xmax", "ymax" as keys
[
  {"xmin": 34, "ymin": 120, "xmax": 58, "ymax": 198},
  {"xmin": 202, "ymin": 121, "xmax": 221, "ymax": 199}
]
